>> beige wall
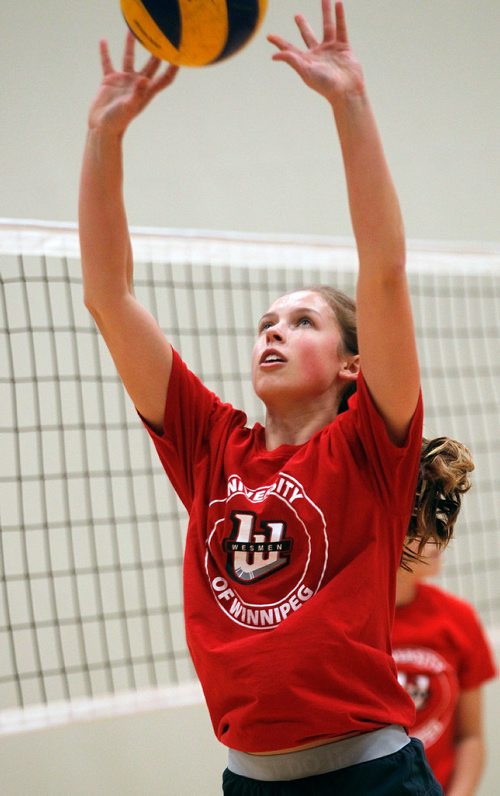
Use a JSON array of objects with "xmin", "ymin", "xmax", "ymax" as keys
[{"xmin": 1, "ymin": 0, "xmax": 499, "ymax": 241}]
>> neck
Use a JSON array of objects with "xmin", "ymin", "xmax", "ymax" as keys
[
  {"xmin": 395, "ymin": 571, "xmax": 419, "ymax": 607},
  {"xmin": 264, "ymin": 403, "xmax": 338, "ymax": 451}
]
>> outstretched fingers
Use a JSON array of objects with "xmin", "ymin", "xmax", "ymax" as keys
[
  {"xmin": 151, "ymin": 64, "xmax": 179, "ymax": 94},
  {"xmin": 99, "ymin": 40, "xmax": 114, "ymax": 76},
  {"xmin": 122, "ymin": 31, "xmax": 176, "ymax": 90},
  {"xmin": 267, "ymin": 33, "xmax": 302, "ymax": 57},
  {"xmin": 122, "ymin": 31, "xmax": 137, "ymax": 72},
  {"xmin": 321, "ymin": 0, "xmax": 336, "ymax": 43},
  {"xmin": 294, "ymin": 14, "xmax": 319, "ymax": 49},
  {"xmin": 270, "ymin": 50, "xmax": 308, "ymax": 77},
  {"xmin": 335, "ymin": 1, "xmax": 349, "ymax": 44},
  {"xmin": 267, "ymin": 37, "xmax": 309, "ymax": 79},
  {"xmin": 320, "ymin": 1, "xmax": 349, "ymax": 45},
  {"xmin": 141, "ymin": 54, "xmax": 162, "ymax": 80}
]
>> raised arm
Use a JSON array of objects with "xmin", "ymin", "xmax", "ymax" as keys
[
  {"xmin": 269, "ymin": 1, "xmax": 420, "ymax": 444},
  {"xmin": 79, "ymin": 34, "xmax": 178, "ymax": 433}
]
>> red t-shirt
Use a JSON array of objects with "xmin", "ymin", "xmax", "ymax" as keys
[
  {"xmin": 393, "ymin": 582, "xmax": 497, "ymax": 791},
  {"xmin": 143, "ymin": 348, "xmax": 423, "ymax": 752}
]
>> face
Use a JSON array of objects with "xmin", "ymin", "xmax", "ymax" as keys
[
  {"xmin": 251, "ymin": 290, "xmax": 358, "ymax": 410},
  {"xmin": 406, "ymin": 541, "xmax": 443, "ymax": 579}
]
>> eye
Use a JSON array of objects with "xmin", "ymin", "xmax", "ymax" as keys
[
  {"xmin": 258, "ymin": 320, "xmax": 273, "ymax": 333},
  {"xmin": 297, "ymin": 316, "xmax": 313, "ymax": 327}
]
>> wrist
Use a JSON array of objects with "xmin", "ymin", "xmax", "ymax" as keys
[
  {"xmin": 84, "ymin": 127, "xmax": 125, "ymax": 178},
  {"xmin": 86, "ymin": 125, "xmax": 124, "ymax": 150},
  {"xmin": 328, "ymin": 86, "xmax": 369, "ymax": 116}
]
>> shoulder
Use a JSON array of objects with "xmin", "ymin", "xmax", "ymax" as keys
[
  {"xmin": 172, "ymin": 348, "xmax": 246, "ymax": 419},
  {"xmin": 419, "ymin": 583, "xmax": 489, "ymax": 634},
  {"xmin": 426, "ymin": 583, "xmax": 472, "ymax": 609},
  {"xmin": 332, "ymin": 372, "xmax": 423, "ymax": 510},
  {"xmin": 348, "ymin": 371, "xmax": 423, "ymax": 448},
  {"xmin": 418, "ymin": 582, "xmax": 471, "ymax": 610}
]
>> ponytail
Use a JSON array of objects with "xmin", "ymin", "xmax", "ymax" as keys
[{"xmin": 401, "ymin": 437, "xmax": 474, "ymax": 570}]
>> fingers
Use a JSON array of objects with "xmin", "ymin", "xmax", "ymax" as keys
[
  {"xmin": 270, "ymin": 2, "xmax": 346, "ymax": 54},
  {"xmin": 123, "ymin": 31, "xmax": 135, "ymax": 72},
  {"xmin": 152, "ymin": 64, "xmax": 180, "ymax": 94},
  {"xmin": 322, "ymin": 0, "xmax": 336, "ymax": 42},
  {"xmin": 122, "ymin": 30, "xmax": 171, "ymax": 84},
  {"xmin": 141, "ymin": 55, "xmax": 162, "ymax": 80},
  {"xmin": 294, "ymin": 14, "xmax": 318, "ymax": 49},
  {"xmin": 335, "ymin": 1, "xmax": 349, "ymax": 44},
  {"xmin": 131, "ymin": 62, "xmax": 178, "ymax": 106},
  {"xmin": 104, "ymin": 31, "xmax": 167, "ymax": 83},
  {"xmin": 267, "ymin": 33, "xmax": 302, "ymax": 57},
  {"xmin": 99, "ymin": 40, "xmax": 114, "ymax": 75},
  {"xmin": 271, "ymin": 50, "xmax": 308, "ymax": 81}
]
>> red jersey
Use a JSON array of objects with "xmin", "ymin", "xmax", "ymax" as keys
[
  {"xmin": 143, "ymin": 348, "xmax": 423, "ymax": 753},
  {"xmin": 393, "ymin": 583, "xmax": 497, "ymax": 791}
]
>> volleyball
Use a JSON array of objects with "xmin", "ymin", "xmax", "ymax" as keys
[{"xmin": 120, "ymin": 0, "xmax": 268, "ymax": 67}]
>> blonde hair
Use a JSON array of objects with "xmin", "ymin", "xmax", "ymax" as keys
[{"xmin": 402, "ymin": 437, "xmax": 474, "ymax": 570}]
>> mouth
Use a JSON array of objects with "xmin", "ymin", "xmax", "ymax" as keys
[{"xmin": 259, "ymin": 349, "xmax": 287, "ymax": 366}]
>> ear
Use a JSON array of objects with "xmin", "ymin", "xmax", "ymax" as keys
[{"xmin": 339, "ymin": 354, "xmax": 360, "ymax": 382}]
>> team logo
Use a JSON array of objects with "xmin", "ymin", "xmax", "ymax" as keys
[
  {"xmin": 223, "ymin": 510, "xmax": 293, "ymax": 583},
  {"xmin": 206, "ymin": 472, "xmax": 328, "ymax": 629},
  {"xmin": 393, "ymin": 646, "xmax": 458, "ymax": 749}
]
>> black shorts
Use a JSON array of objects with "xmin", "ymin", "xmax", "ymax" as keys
[{"xmin": 222, "ymin": 738, "xmax": 443, "ymax": 795}]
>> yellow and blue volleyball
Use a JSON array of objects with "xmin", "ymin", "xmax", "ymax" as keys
[{"xmin": 120, "ymin": 0, "xmax": 268, "ymax": 67}]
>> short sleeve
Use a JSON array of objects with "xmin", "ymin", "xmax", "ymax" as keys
[
  {"xmin": 344, "ymin": 371, "xmax": 424, "ymax": 513},
  {"xmin": 140, "ymin": 347, "xmax": 235, "ymax": 509},
  {"xmin": 456, "ymin": 602, "xmax": 497, "ymax": 690}
]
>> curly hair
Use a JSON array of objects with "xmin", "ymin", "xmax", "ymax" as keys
[{"xmin": 401, "ymin": 437, "xmax": 474, "ymax": 570}]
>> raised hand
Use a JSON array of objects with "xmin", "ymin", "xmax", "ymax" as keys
[
  {"xmin": 268, "ymin": 0, "xmax": 364, "ymax": 105},
  {"xmin": 88, "ymin": 32, "xmax": 179, "ymax": 135}
]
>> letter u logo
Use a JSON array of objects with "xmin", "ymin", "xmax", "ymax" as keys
[{"xmin": 223, "ymin": 510, "xmax": 293, "ymax": 584}]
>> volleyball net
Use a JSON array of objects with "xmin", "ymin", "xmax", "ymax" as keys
[{"xmin": 1, "ymin": 219, "xmax": 499, "ymax": 734}]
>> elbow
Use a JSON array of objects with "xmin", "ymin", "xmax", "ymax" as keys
[
  {"xmin": 381, "ymin": 240, "xmax": 407, "ymax": 279},
  {"xmin": 380, "ymin": 243, "xmax": 408, "ymax": 282},
  {"xmin": 83, "ymin": 293, "xmax": 111, "ymax": 334},
  {"xmin": 385, "ymin": 258, "xmax": 407, "ymax": 286},
  {"xmin": 83, "ymin": 285, "xmax": 133, "ymax": 333},
  {"xmin": 360, "ymin": 258, "xmax": 407, "ymax": 291},
  {"xmin": 358, "ymin": 244, "xmax": 407, "ymax": 284},
  {"xmin": 83, "ymin": 281, "xmax": 130, "ymax": 317},
  {"xmin": 83, "ymin": 290, "xmax": 102, "ymax": 319}
]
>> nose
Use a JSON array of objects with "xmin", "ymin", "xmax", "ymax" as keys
[{"xmin": 266, "ymin": 322, "xmax": 285, "ymax": 343}]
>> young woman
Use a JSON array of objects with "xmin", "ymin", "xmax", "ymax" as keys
[
  {"xmin": 394, "ymin": 438, "xmax": 497, "ymax": 796},
  {"xmin": 79, "ymin": 2, "xmax": 443, "ymax": 793}
]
